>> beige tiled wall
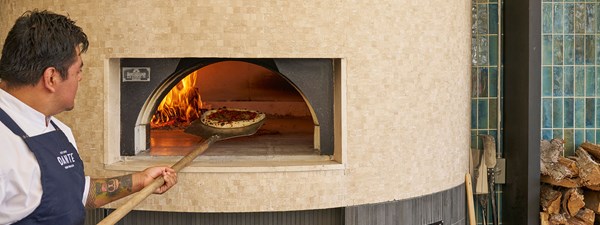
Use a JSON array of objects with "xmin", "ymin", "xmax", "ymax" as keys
[{"xmin": 0, "ymin": 0, "xmax": 472, "ymax": 212}]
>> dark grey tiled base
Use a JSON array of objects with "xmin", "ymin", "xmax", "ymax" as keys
[
  {"xmin": 86, "ymin": 184, "xmax": 465, "ymax": 225},
  {"xmin": 345, "ymin": 184, "xmax": 466, "ymax": 225},
  {"xmin": 87, "ymin": 207, "xmax": 345, "ymax": 225}
]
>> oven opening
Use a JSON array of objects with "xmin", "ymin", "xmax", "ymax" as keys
[
  {"xmin": 118, "ymin": 58, "xmax": 336, "ymax": 160},
  {"xmin": 148, "ymin": 61, "xmax": 315, "ymax": 156}
]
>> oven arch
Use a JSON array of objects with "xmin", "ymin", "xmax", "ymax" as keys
[{"xmin": 119, "ymin": 58, "xmax": 334, "ymax": 156}]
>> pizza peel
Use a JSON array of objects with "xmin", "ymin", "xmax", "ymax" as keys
[{"xmin": 98, "ymin": 118, "xmax": 265, "ymax": 225}]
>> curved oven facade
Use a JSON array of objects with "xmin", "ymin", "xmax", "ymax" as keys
[{"xmin": 0, "ymin": 0, "xmax": 472, "ymax": 218}]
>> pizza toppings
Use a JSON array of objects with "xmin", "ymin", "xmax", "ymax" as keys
[{"xmin": 200, "ymin": 107, "xmax": 265, "ymax": 128}]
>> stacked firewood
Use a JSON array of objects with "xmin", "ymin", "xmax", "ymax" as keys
[{"xmin": 540, "ymin": 140, "xmax": 600, "ymax": 225}]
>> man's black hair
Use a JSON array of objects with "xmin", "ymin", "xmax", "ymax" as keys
[{"xmin": 0, "ymin": 10, "xmax": 89, "ymax": 87}]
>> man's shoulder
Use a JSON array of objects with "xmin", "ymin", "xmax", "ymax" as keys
[
  {"xmin": 0, "ymin": 123, "xmax": 32, "ymax": 170},
  {"xmin": 0, "ymin": 121, "xmax": 17, "ymax": 140}
]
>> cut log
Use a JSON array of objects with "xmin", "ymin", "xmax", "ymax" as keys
[
  {"xmin": 580, "ymin": 142, "xmax": 600, "ymax": 160},
  {"xmin": 574, "ymin": 208, "xmax": 594, "ymax": 225},
  {"xmin": 583, "ymin": 191, "xmax": 600, "ymax": 213},
  {"xmin": 558, "ymin": 157, "xmax": 579, "ymax": 177},
  {"xmin": 566, "ymin": 217, "xmax": 588, "ymax": 225},
  {"xmin": 541, "ymin": 156, "xmax": 580, "ymax": 182},
  {"xmin": 584, "ymin": 184, "xmax": 600, "ymax": 191},
  {"xmin": 542, "ymin": 139, "xmax": 579, "ymax": 180},
  {"xmin": 542, "ymin": 212, "xmax": 569, "ymax": 225},
  {"xmin": 541, "ymin": 139, "xmax": 565, "ymax": 175},
  {"xmin": 575, "ymin": 148, "xmax": 600, "ymax": 186},
  {"xmin": 541, "ymin": 185, "xmax": 562, "ymax": 214},
  {"xmin": 541, "ymin": 175, "xmax": 581, "ymax": 188},
  {"xmin": 549, "ymin": 213, "xmax": 567, "ymax": 224},
  {"xmin": 562, "ymin": 188, "xmax": 585, "ymax": 217},
  {"xmin": 563, "ymin": 209, "xmax": 594, "ymax": 225},
  {"xmin": 541, "ymin": 212, "xmax": 550, "ymax": 225}
]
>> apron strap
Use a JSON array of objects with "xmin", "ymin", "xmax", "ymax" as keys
[
  {"xmin": 0, "ymin": 107, "xmax": 28, "ymax": 138},
  {"xmin": 49, "ymin": 120, "xmax": 60, "ymax": 131}
]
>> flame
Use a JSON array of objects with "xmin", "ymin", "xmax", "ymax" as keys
[{"xmin": 151, "ymin": 71, "xmax": 203, "ymax": 128}]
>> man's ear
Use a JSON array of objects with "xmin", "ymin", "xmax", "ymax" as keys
[{"xmin": 42, "ymin": 67, "xmax": 58, "ymax": 93}]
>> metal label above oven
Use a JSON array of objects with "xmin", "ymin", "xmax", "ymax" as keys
[{"xmin": 122, "ymin": 67, "xmax": 151, "ymax": 82}]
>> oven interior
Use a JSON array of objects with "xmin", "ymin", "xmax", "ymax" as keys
[{"xmin": 119, "ymin": 58, "xmax": 334, "ymax": 157}]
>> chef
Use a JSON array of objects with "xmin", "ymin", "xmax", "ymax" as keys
[{"xmin": 0, "ymin": 10, "xmax": 177, "ymax": 225}]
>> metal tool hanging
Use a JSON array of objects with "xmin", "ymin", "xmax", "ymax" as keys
[{"xmin": 481, "ymin": 135, "xmax": 499, "ymax": 225}]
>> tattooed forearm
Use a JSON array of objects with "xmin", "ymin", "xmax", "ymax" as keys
[{"xmin": 85, "ymin": 175, "xmax": 134, "ymax": 208}]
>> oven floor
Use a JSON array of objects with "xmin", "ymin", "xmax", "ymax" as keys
[{"xmin": 147, "ymin": 116, "xmax": 319, "ymax": 157}]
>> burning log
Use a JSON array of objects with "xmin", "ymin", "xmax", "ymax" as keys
[{"xmin": 151, "ymin": 71, "xmax": 205, "ymax": 129}]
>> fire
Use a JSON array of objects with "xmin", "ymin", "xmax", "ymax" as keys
[{"xmin": 151, "ymin": 71, "xmax": 203, "ymax": 128}]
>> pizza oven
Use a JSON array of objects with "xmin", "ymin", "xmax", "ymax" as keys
[{"xmin": 118, "ymin": 58, "xmax": 337, "ymax": 158}]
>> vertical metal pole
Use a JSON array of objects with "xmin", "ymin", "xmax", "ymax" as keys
[{"xmin": 502, "ymin": 0, "xmax": 541, "ymax": 223}]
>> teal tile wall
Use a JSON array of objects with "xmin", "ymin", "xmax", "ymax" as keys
[
  {"xmin": 472, "ymin": 0, "xmax": 600, "ymax": 224},
  {"xmin": 541, "ymin": 0, "xmax": 600, "ymax": 156},
  {"xmin": 471, "ymin": 0, "xmax": 502, "ymax": 155},
  {"xmin": 471, "ymin": 0, "xmax": 502, "ymax": 224}
]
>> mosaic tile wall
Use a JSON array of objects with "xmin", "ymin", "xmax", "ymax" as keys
[
  {"xmin": 471, "ymin": 0, "xmax": 501, "ymax": 152},
  {"xmin": 541, "ymin": 0, "xmax": 600, "ymax": 156},
  {"xmin": 471, "ymin": 0, "xmax": 503, "ymax": 224},
  {"xmin": 474, "ymin": 0, "xmax": 600, "ymax": 224}
]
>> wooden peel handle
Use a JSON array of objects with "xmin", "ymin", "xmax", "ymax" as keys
[
  {"xmin": 97, "ymin": 136, "xmax": 219, "ymax": 225},
  {"xmin": 171, "ymin": 135, "xmax": 218, "ymax": 172}
]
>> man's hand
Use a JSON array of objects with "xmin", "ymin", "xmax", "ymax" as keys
[{"xmin": 138, "ymin": 166, "xmax": 177, "ymax": 194}]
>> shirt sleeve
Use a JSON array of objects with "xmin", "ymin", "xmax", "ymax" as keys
[
  {"xmin": 82, "ymin": 176, "xmax": 90, "ymax": 206},
  {"xmin": 0, "ymin": 173, "xmax": 4, "ymax": 203},
  {"xmin": 0, "ymin": 172, "xmax": 8, "ymax": 224}
]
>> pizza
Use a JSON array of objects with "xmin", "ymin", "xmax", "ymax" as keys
[{"xmin": 200, "ymin": 107, "xmax": 265, "ymax": 128}]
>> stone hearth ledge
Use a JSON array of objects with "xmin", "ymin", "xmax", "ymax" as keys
[{"xmin": 105, "ymin": 155, "xmax": 344, "ymax": 173}]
